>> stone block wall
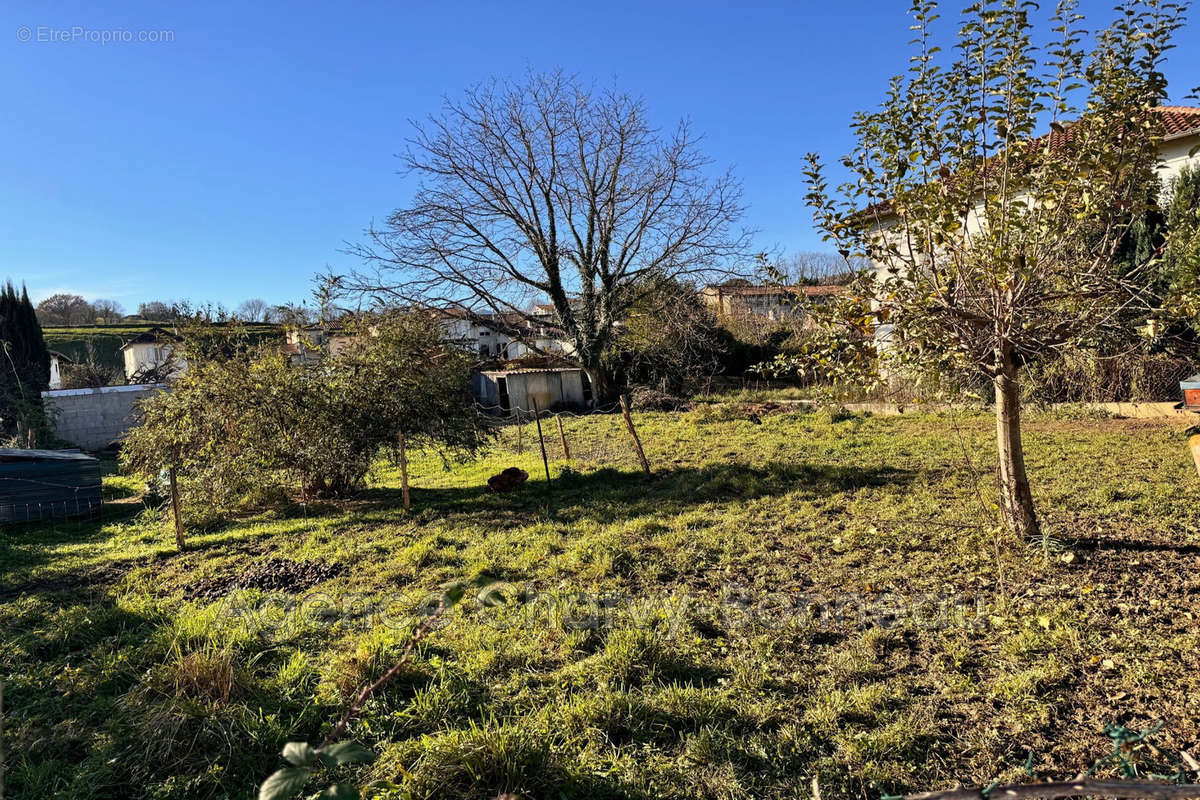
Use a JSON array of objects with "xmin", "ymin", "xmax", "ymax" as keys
[{"xmin": 41, "ymin": 384, "xmax": 167, "ymax": 452}]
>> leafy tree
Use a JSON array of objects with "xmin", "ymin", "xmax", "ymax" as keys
[
  {"xmin": 345, "ymin": 71, "xmax": 751, "ymax": 402},
  {"xmin": 605, "ymin": 277, "xmax": 726, "ymax": 395},
  {"xmin": 777, "ymin": 251, "xmax": 863, "ymax": 286},
  {"xmin": 274, "ymin": 302, "xmax": 315, "ymax": 327},
  {"xmin": 123, "ymin": 313, "xmax": 485, "ymax": 521},
  {"xmin": 0, "ymin": 282, "xmax": 52, "ymax": 443},
  {"xmin": 801, "ymin": 0, "xmax": 1186, "ymax": 538},
  {"xmin": 35, "ymin": 293, "xmax": 93, "ymax": 326},
  {"xmin": 1160, "ymin": 164, "xmax": 1200, "ymax": 322}
]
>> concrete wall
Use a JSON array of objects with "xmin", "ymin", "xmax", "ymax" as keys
[{"xmin": 41, "ymin": 384, "xmax": 167, "ymax": 451}]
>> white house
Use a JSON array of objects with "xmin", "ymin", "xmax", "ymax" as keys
[
  {"xmin": 121, "ymin": 327, "xmax": 187, "ymax": 383},
  {"xmin": 283, "ymin": 324, "xmax": 356, "ymax": 364},
  {"xmin": 1156, "ymin": 106, "xmax": 1200, "ymax": 186},
  {"xmin": 866, "ymin": 106, "xmax": 1200, "ymax": 347},
  {"xmin": 434, "ymin": 308, "xmax": 573, "ymax": 360},
  {"xmin": 48, "ymin": 351, "xmax": 72, "ymax": 390}
]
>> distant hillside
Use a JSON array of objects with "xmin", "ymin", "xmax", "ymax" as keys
[{"xmin": 43, "ymin": 323, "xmax": 284, "ymax": 374}]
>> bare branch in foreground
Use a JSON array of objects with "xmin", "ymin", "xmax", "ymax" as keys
[{"xmin": 897, "ymin": 778, "xmax": 1200, "ymax": 800}]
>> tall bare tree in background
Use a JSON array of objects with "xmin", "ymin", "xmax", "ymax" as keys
[
  {"xmin": 90, "ymin": 299, "xmax": 125, "ymax": 323},
  {"xmin": 235, "ymin": 298, "xmax": 270, "ymax": 323},
  {"xmin": 345, "ymin": 71, "xmax": 752, "ymax": 400},
  {"xmin": 775, "ymin": 252, "xmax": 861, "ymax": 286}
]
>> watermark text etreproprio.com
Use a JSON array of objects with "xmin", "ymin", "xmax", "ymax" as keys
[
  {"xmin": 16, "ymin": 25, "xmax": 175, "ymax": 44},
  {"xmin": 213, "ymin": 586, "xmax": 992, "ymax": 640}
]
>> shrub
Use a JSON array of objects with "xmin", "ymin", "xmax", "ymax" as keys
[
  {"xmin": 122, "ymin": 314, "xmax": 487, "ymax": 510},
  {"xmin": 1022, "ymin": 349, "xmax": 1199, "ymax": 404}
]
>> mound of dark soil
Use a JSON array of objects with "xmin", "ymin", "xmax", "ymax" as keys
[
  {"xmin": 487, "ymin": 467, "xmax": 528, "ymax": 492},
  {"xmin": 186, "ymin": 558, "xmax": 344, "ymax": 600}
]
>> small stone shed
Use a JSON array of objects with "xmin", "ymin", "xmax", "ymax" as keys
[
  {"xmin": 0, "ymin": 449, "xmax": 102, "ymax": 524},
  {"xmin": 473, "ymin": 367, "xmax": 591, "ymax": 416}
]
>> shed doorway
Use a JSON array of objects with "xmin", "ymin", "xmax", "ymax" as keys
[{"xmin": 497, "ymin": 376, "xmax": 510, "ymax": 413}]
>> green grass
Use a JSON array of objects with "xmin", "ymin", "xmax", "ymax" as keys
[{"xmin": 4, "ymin": 406, "xmax": 1200, "ymax": 799}]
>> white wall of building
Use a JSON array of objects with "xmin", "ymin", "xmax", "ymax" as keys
[
  {"xmin": 49, "ymin": 354, "xmax": 64, "ymax": 390},
  {"xmin": 123, "ymin": 343, "xmax": 187, "ymax": 382},
  {"xmin": 438, "ymin": 315, "xmax": 572, "ymax": 358}
]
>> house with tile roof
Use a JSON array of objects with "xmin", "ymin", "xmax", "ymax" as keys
[
  {"xmin": 1154, "ymin": 106, "xmax": 1200, "ymax": 186},
  {"xmin": 864, "ymin": 106, "xmax": 1200, "ymax": 347},
  {"xmin": 700, "ymin": 283, "xmax": 844, "ymax": 322}
]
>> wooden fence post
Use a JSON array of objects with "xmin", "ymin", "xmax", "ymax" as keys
[
  {"xmin": 556, "ymin": 415, "xmax": 570, "ymax": 460},
  {"xmin": 398, "ymin": 431, "xmax": 411, "ymax": 511},
  {"xmin": 532, "ymin": 399, "xmax": 552, "ymax": 488},
  {"xmin": 619, "ymin": 394, "xmax": 651, "ymax": 475},
  {"xmin": 168, "ymin": 466, "xmax": 186, "ymax": 549},
  {"xmin": 516, "ymin": 409, "xmax": 524, "ymax": 454}
]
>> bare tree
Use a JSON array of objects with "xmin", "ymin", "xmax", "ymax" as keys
[
  {"xmin": 345, "ymin": 71, "xmax": 752, "ymax": 400},
  {"xmin": 90, "ymin": 299, "xmax": 125, "ymax": 323},
  {"xmin": 137, "ymin": 301, "xmax": 179, "ymax": 321},
  {"xmin": 235, "ymin": 298, "xmax": 270, "ymax": 322},
  {"xmin": 776, "ymin": 252, "xmax": 861, "ymax": 286},
  {"xmin": 35, "ymin": 293, "xmax": 93, "ymax": 326},
  {"xmin": 59, "ymin": 341, "xmax": 122, "ymax": 388},
  {"xmin": 274, "ymin": 303, "xmax": 315, "ymax": 328}
]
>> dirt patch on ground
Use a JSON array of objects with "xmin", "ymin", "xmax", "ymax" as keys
[
  {"xmin": 0, "ymin": 562, "xmax": 132, "ymax": 601},
  {"xmin": 186, "ymin": 558, "xmax": 345, "ymax": 600}
]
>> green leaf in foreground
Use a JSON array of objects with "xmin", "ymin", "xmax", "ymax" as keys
[
  {"xmin": 258, "ymin": 766, "xmax": 311, "ymax": 800},
  {"xmin": 319, "ymin": 740, "xmax": 377, "ymax": 767},
  {"xmin": 281, "ymin": 741, "xmax": 317, "ymax": 767}
]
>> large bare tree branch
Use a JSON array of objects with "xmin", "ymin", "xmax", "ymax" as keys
[{"xmin": 343, "ymin": 71, "xmax": 752, "ymax": 397}]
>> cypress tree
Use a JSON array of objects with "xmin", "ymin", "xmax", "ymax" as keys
[
  {"xmin": 0, "ymin": 281, "xmax": 52, "ymax": 440},
  {"xmin": 18, "ymin": 284, "xmax": 51, "ymax": 393}
]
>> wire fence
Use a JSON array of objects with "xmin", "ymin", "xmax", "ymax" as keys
[{"xmin": 474, "ymin": 399, "xmax": 653, "ymax": 474}]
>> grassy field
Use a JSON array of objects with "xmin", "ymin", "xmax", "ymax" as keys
[{"xmin": 3, "ymin": 405, "xmax": 1200, "ymax": 799}]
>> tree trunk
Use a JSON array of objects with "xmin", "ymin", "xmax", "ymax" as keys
[
  {"xmin": 168, "ymin": 466, "xmax": 186, "ymax": 550},
  {"xmin": 583, "ymin": 363, "xmax": 620, "ymax": 407},
  {"xmin": 993, "ymin": 351, "xmax": 1039, "ymax": 539}
]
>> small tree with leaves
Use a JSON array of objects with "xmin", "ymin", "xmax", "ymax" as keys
[
  {"xmin": 1159, "ymin": 164, "xmax": 1200, "ymax": 324},
  {"xmin": 801, "ymin": 0, "xmax": 1187, "ymax": 538},
  {"xmin": 123, "ymin": 313, "xmax": 486, "ymax": 525}
]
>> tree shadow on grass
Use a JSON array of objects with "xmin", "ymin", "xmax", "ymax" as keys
[
  {"xmin": 352, "ymin": 460, "xmax": 915, "ymax": 528},
  {"xmin": 1063, "ymin": 536, "xmax": 1200, "ymax": 557},
  {"xmin": 0, "ymin": 501, "xmax": 152, "ymax": 589}
]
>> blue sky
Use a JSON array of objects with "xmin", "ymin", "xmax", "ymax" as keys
[{"xmin": 4, "ymin": 0, "xmax": 1197, "ymax": 311}]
